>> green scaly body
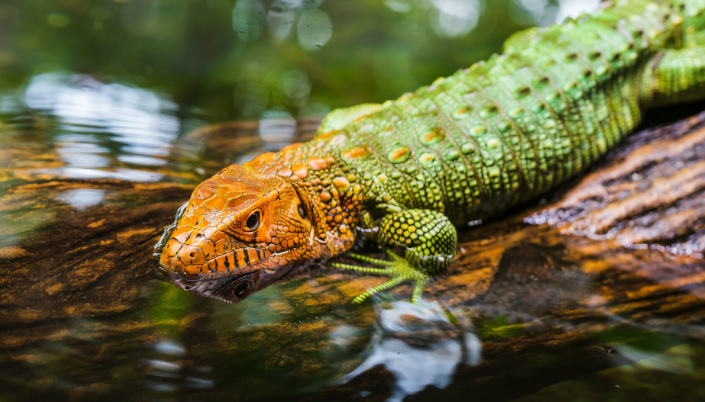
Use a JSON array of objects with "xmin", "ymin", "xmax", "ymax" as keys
[
  {"xmin": 324, "ymin": 0, "xmax": 705, "ymax": 224},
  {"xmin": 160, "ymin": 0, "xmax": 705, "ymax": 304},
  {"xmin": 322, "ymin": 0, "xmax": 705, "ymax": 302}
]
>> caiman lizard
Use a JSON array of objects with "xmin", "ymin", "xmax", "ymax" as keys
[{"xmin": 157, "ymin": 0, "xmax": 705, "ymax": 303}]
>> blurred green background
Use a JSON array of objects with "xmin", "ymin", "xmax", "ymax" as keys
[{"xmin": 0, "ymin": 0, "xmax": 600, "ymax": 126}]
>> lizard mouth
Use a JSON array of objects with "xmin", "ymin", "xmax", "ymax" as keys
[
  {"xmin": 158, "ymin": 260, "xmax": 301, "ymax": 303},
  {"xmin": 160, "ymin": 268, "xmax": 261, "ymax": 303}
]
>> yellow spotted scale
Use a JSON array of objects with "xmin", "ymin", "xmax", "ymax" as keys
[{"xmin": 158, "ymin": 0, "xmax": 705, "ymax": 304}]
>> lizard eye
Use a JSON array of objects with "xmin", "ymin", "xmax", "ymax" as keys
[
  {"xmin": 297, "ymin": 204, "xmax": 307, "ymax": 220},
  {"xmin": 245, "ymin": 210, "xmax": 261, "ymax": 231},
  {"xmin": 234, "ymin": 282, "xmax": 250, "ymax": 298},
  {"xmin": 217, "ymin": 278, "xmax": 254, "ymax": 302}
]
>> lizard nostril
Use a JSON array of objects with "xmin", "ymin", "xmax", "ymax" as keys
[{"xmin": 189, "ymin": 252, "xmax": 195, "ymax": 258}]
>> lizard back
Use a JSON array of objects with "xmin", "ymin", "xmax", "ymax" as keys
[{"xmin": 326, "ymin": 0, "xmax": 691, "ymax": 226}]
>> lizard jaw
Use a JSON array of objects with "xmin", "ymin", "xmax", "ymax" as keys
[{"xmin": 160, "ymin": 265, "xmax": 289, "ymax": 303}]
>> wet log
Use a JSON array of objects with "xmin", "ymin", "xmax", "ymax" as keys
[{"xmin": 529, "ymin": 110, "xmax": 705, "ymax": 257}]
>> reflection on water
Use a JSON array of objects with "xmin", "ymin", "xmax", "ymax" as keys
[
  {"xmin": 2, "ymin": 0, "xmax": 705, "ymax": 401},
  {"xmin": 22, "ymin": 72, "xmax": 179, "ymax": 182},
  {"xmin": 341, "ymin": 300, "xmax": 481, "ymax": 402},
  {"xmin": 145, "ymin": 339, "xmax": 214, "ymax": 400},
  {"xmin": 56, "ymin": 188, "xmax": 107, "ymax": 211}
]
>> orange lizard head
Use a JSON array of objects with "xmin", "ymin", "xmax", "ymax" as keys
[{"xmin": 157, "ymin": 163, "xmax": 323, "ymax": 302}]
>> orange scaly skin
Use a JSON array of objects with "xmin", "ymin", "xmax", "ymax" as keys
[{"xmin": 159, "ymin": 137, "xmax": 365, "ymax": 294}]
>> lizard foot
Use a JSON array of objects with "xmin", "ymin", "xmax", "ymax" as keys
[{"xmin": 331, "ymin": 250, "xmax": 429, "ymax": 304}]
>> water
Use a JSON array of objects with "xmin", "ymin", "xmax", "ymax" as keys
[{"xmin": 2, "ymin": 1, "xmax": 705, "ymax": 401}]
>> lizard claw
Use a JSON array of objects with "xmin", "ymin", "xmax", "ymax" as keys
[{"xmin": 331, "ymin": 250, "xmax": 429, "ymax": 304}]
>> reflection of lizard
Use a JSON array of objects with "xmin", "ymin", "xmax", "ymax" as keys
[{"xmin": 158, "ymin": 0, "xmax": 705, "ymax": 304}]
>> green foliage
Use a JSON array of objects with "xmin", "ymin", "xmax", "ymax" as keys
[{"xmin": 0, "ymin": 0, "xmax": 528, "ymax": 122}]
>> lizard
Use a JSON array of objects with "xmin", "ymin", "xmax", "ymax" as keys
[{"xmin": 157, "ymin": 0, "xmax": 705, "ymax": 304}]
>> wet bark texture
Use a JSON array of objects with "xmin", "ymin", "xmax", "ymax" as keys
[
  {"xmin": 530, "ymin": 110, "xmax": 705, "ymax": 257},
  {"xmin": 1, "ymin": 108, "xmax": 705, "ymax": 401}
]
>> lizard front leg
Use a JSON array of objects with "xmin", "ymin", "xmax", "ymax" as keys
[{"xmin": 332, "ymin": 209, "xmax": 457, "ymax": 304}]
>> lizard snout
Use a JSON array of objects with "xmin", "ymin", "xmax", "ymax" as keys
[
  {"xmin": 161, "ymin": 270, "xmax": 192, "ymax": 291},
  {"xmin": 159, "ymin": 228, "xmax": 210, "ymax": 276}
]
